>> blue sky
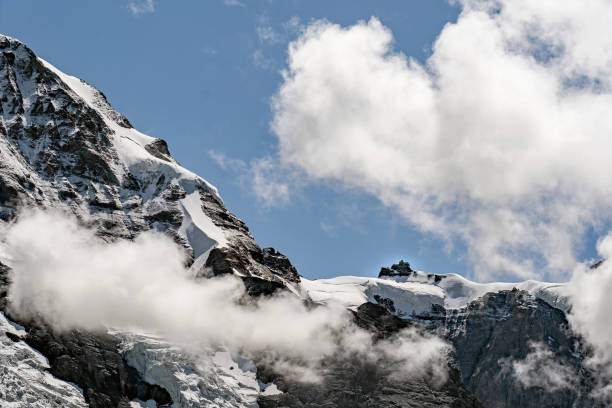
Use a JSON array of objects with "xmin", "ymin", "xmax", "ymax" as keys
[
  {"xmin": 1, "ymin": 0, "xmax": 466, "ymax": 279},
  {"xmin": 2, "ymin": 1, "xmax": 603, "ymax": 281}
]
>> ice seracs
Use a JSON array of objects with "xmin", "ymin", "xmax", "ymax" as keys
[
  {"xmin": 118, "ymin": 332, "xmax": 276, "ymax": 408},
  {"xmin": 300, "ymin": 276, "xmax": 445, "ymax": 317}
]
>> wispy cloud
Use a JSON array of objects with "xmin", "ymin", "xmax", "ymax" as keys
[
  {"xmin": 500, "ymin": 342, "xmax": 575, "ymax": 391},
  {"xmin": 256, "ymin": 24, "xmax": 280, "ymax": 44},
  {"xmin": 223, "ymin": 0, "xmax": 245, "ymax": 7},
  {"xmin": 252, "ymin": 49, "xmax": 274, "ymax": 70},
  {"xmin": 283, "ymin": 16, "xmax": 302, "ymax": 33},
  {"xmin": 250, "ymin": 157, "xmax": 291, "ymax": 207},
  {"xmin": 320, "ymin": 221, "xmax": 337, "ymax": 237},
  {"xmin": 251, "ymin": 16, "xmax": 303, "ymax": 71},
  {"xmin": 127, "ymin": 0, "xmax": 155, "ymax": 16},
  {"xmin": 208, "ymin": 150, "xmax": 293, "ymax": 208},
  {"xmin": 201, "ymin": 45, "xmax": 218, "ymax": 56},
  {"xmin": 256, "ymin": 16, "xmax": 303, "ymax": 45},
  {"xmin": 208, "ymin": 150, "xmax": 246, "ymax": 172}
]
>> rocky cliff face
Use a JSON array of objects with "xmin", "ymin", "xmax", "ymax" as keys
[
  {"xmin": 0, "ymin": 33, "xmax": 299, "ymax": 408},
  {"xmin": 374, "ymin": 262, "xmax": 600, "ymax": 408},
  {"xmin": 0, "ymin": 33, "xmax": 600, "ymax": 408},
  {"xmin": 439, "ymin": 290, "xmax": 598, "ymax": 407},
  {"xmin": 257, "ymin": 302, "xmax": 482, "ymax": 408}
]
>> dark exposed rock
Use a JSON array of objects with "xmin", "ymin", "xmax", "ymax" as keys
[
  {"xmin": 22, "ymin": 325, "xmax": 172, "ymax": 408},
  {"xmin": 590, "ymin": 260, "xmax": 604, "ymax": 269},
  {"xmin": 436, "ymin": 290, "xmax": 601, "ymax": 408},
  {"xmin": 204, "ymin": 236, "xmax": 300, "ymax": 285},
  {"xmin": 5, "ymin": 331, "xmax": 21, "ymax": 342},
  {"xmin": 194, "ymin": 186, "xmax": 305, "ymax": 284},
  {"xmin": 258, "ymin": 361, "xmax": 482, "ymax": 408},
  {"xmin": 144, "ymin": 209, "xmax": 183, "ymax": 226},
  {"xmin": 353, "ymin": 302, "xmax": 409, "ymax": 338},
  {"xmin": 206, "ymin": 245, "xmax": 246, "ymax": 276},
  {"xmin": 2, "ymin": 39, "xmax": 122, "ymax": 195},
  {"xmin": 0, "ymin": 176, "xmax": 22, "ymax": 207},
  {"xmin": 257, "ymin": 302, "xmax": 482, "ymax": 408},
  {"xmin": 144, "ymin": 138, "xmax": 172, "ymax": 162},
  {"xmin": 89, "ymin": 198, "xmax": 120, "ymax": 210},
  {"xmin": 378, "ymin": 260, "xmax": 449, "ymax": 285},
  {"xmin": 161, "ymin": 183, "xmax": 186, "ymax": 201},
  {"xmin": 0, "ymin": 261, "xmax": 10, "ymax": 310},
  {"xmin": 58, "ymin": 188, "xmax": 78, "ymax": 200},
  {"xmin": 379, "ymin": 259, "xmax": 414, "ymax": 277},
  {"xmin": 198, "ymin": 188, "xmax": 250, "ymax": 235},
  {"xmin": 242, "ymin": 276, "xmax": 286, "ymax": 297},
  {"xmin": 372, "ymin": 294, "xmax": 397, "ymax": 315},
  {"xmin": 262, "ymin": 247, "xmax": 301, "ymax": 283}
]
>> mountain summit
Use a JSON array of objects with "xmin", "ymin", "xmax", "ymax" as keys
[{"xmin": 0, "ymin": 34, "xmax": 298, "ymax": 286}]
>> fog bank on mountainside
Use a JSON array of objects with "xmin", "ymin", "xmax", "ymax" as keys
[{"xmin": 3, "ymin": 209, "xmax": 451, "ymax": 385}]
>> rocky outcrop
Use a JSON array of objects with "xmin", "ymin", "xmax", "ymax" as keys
[
  {"xmin": 379, "ymin": 259, "xmax": 414, "ymax": 277},
  {"xmin": 262, "ymin": 248, "xmax": 300, "ymax": 283},
  {"xmin": 379, "ymin": 260, "xmax": 446, "ymax": 284},
  {"xmin": 0, "ymin": 261, "xmax": 9, "ymax": 310},
  {"xmin": 144, "ymin": 138, "xmax": 172, "ymax": 162}
]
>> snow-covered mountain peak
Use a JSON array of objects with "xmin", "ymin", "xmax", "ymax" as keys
[{"xmin": 1, "ymin": 34, "xmax": 299, "ymax": 286}]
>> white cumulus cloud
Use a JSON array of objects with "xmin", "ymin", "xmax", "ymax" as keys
[{"xmin": 270, "ymin": 1, "xmax": 612, "ymax": 281}]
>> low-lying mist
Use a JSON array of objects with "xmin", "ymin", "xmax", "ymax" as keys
[
  {"xmin": 567, "ymin": 235, "xmax": 612, "ymax": 402},
  {"xmin": 1, "ymin": 209, "xmax": 449, "ymax": 384}
]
